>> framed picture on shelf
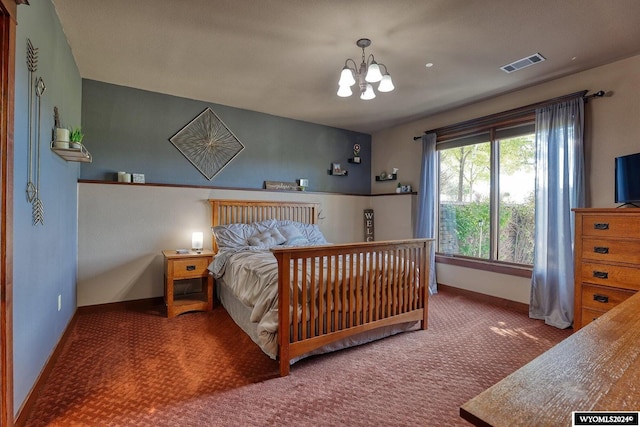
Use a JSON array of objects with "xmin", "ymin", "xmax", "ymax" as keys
[{"xmin": 332, "ymin": 163, "xmax": 342, "ymax": 174}]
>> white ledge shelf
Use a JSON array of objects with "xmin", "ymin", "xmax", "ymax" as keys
[{"xmin": 50, "ymin": 142, "xmax": 92, "ymax": 163}]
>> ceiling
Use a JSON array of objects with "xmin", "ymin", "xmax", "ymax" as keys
[{"xmin": 51, "ymin": 0, "xmax": 640, "ymax": 134}]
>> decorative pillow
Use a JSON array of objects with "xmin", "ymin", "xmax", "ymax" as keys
[
  {"xmin": 278, "ymin": 224, "xmax": 310, "ymax": 246},
  {"xmin": 247, "ymin": 228, "xmax": 287, "ymax": 248},
  {"xmin": 276, "ymin": 220, "xmax": 329, "ymax": 245},
  {"xmin": 212, "ymin": 219, "xmax": 278, "ymax": 250}
]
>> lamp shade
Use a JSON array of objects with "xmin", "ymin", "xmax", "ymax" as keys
[
  {"xmin": 378, "ymin": 74, "xmax": 395, "ymax": 92},
  {"xmin": 192, "ymin": 231, "xmax": 204, "ymax": 251},
  {"xmin": 365, "ymin": 61, "xmax": 383, "ymax": 83},
  {"xmin": 338, "ymin": 67, "xmax": 356, "ymax": 87},
  {"xmin": 337, "ymin": 84, "xmax": 353, "ymax": 97},
  {"xmin": 360, "ymin": 83, "xmax": 376, "ymax": 100}
]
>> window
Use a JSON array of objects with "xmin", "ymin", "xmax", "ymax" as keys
[{"xmin": 437, "ymin": 124, "xmax": 535, "ymax": 266}]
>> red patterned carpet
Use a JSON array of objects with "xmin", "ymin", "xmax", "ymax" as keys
[{"xmin": 23, "ymin": 290, "xmax": 571, "ymax": 426}]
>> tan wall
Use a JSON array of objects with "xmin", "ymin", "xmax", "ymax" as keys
[
  {"xmin": 370, "ymin": 194, "xmax": 415, "ymax": 240},
  {"xmin": 371, "ymin": 54, "xmax": 640, "ymax": 303}
]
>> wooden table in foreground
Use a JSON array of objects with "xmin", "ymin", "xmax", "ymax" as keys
[{"xmin": 460, "ymin": 291, "xmax": 640, "ymax": 427}]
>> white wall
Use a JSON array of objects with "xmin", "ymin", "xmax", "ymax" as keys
[
  {"xmin": 78, "ymin": 183, "xmax": 383, "ymax": 306},
  {"xmin": 371, "ymin": 54, "xmax": 640, "ymax": 302}
]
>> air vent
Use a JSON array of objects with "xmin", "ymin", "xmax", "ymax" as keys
[{"xmin": 500, "ymin": 53, "xmax": 546, "ymax": 73}]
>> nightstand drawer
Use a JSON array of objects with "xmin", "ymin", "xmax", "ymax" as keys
[
  {"xmin": 582, "ymin": 238, "xmax": 640, "ymax": 264},
  {"xmin": 171, "ymin": 257, "xmax": 210, "ymax": 278},
  {"xmin": 581, "ymin": 284, "xmax": 635, "ymax": 312},
  {"xmin": 581, "ymin": 262, "xmax": 640, "ymax": 291}
]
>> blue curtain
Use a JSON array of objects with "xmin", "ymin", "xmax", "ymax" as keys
[
  {"xmin": 414, "ymin": 133, "xmax": 438, "ymax": 295},
  {"xmin": 529, "ymin": 97, "xmax": 585, "ymax": 328}
]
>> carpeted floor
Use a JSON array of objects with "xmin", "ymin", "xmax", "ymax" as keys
[{"xmin": 24, "ymin": 290, "xmax": 571, "ymax": 426}]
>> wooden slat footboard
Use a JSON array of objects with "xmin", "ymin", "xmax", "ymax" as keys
[{"xmin": 272, "ymin": 238, "xmax": 431, "ymax": 376}]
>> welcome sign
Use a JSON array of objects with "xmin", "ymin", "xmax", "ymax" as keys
[{"xmin": 364, "ymin": 209, "xmax": 374, "ymax": 242}]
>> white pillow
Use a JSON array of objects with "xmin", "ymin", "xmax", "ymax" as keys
[
  {"xmin": 212, "ymin": 219, "xmax": 278, "ymax": 249},
  {"xmin": 276, "ymin": 220, "xmax": 328, "ymax": 245},
  {"xmin": 278, "ymin": 224, "xmax": 310, "ymax": 246},
  {"xmin": 247, "ymin": 228, "xmax": 286, "ymax": 248}
]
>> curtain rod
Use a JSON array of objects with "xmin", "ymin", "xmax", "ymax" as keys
[{"xmin": 413, "ymin": 90, "xmax": 605, "ymax": 141}]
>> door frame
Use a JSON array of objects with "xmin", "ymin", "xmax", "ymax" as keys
[{"xmin": 0, "ymin": 0, "xmax": 19, "ymax": 425}]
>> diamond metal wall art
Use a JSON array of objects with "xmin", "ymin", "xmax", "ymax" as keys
[{"xmin": 169, "ymin": 107, "xmax": 244, "ymax": 180}]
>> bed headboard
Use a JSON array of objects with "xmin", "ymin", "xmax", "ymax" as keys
[{"xmin": 208, "ymin": 199, "xmax": 320, "ymax": 252}]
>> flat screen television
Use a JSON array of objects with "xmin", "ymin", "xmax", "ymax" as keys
[{"xmin": 615, "ymin": 152, "xmax": 640, "ymax": 205}]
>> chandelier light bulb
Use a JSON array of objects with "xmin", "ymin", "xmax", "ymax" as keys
[
  {"xmin": 360, "ymin": 83, "xmax": 376, "ymax": 100},
  {"xmin": 337, "ymin": 84, "xmax": 353, "ymax": 97},
  {"xmin": 378, "ymin": 74, "xmax": 395, "ymax": 92},
  {"xmin": 338, "ymin": 66, "xmax": 356, "ymax": 87},
  {"xmin": 365, "ymin": 61, "xmax": 383, "ymax": 83}
]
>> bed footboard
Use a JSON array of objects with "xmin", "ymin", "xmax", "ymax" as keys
[{"xmin": 271, "ymin": 238, "xmax": 432, "ymax": 376}]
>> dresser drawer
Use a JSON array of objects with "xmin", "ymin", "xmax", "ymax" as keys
[
  {"xmin": 170, "ymin": 257, "xmax": 210, "ymax": 279},
  {"xmin": 582, "ymin": 215, "xmax": 640, "ymax": 238},
  {"xmin": 581, "ymin": 262, "xmax": 640, "ymax": 291},
  {"xmin": 581, "ymin": 284, "xmax": 635, "ymax": 312},
  {"xmin": 581, "ymin": 307, "xmax": 606, "ymax": 328},
  {"xmin": 582, "ymin": 238, "xmax": 640, "ymax": 264}
]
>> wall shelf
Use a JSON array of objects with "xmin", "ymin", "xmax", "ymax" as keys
[
  {"xmin": 348, "ymin": 157, "xmax": 361, "ymax": 164},
  {"xmin": 375, "ymin": 173, "xmax": 397, "ymax": 182},
  {"xmin": 50, "ymin": 142, "xmax": 92, "ymax": 163},
  {"xmin": 328, "ymin": 169, "xmax": 348, "ymax": 176}
]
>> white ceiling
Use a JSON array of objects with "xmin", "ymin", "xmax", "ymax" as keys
[{"xmin": 51, "ymin": 0, "xmax": 640, "ymax": 134}]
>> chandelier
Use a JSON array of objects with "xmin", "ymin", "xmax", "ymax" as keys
[{"xmin": 337, "ymin": 38, "xmax": 395, "ymax": 100}]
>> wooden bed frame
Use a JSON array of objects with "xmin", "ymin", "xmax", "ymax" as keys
[{"xmin": 209, "ymin": 199, "xmax": 431, "ymax": 376}]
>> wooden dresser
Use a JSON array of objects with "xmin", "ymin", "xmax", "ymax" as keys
[{"xmin": 573, "ymin": 208, "xmax": 640, "ymax": 330}]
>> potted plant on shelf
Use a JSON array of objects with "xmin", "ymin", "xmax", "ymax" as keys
[{"xmin": 69, "ymin": 127, "xmax": 84, "ymax": 149}]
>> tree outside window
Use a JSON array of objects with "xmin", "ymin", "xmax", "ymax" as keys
[{"xmin": 438, "ymin": 130, "xmax": 535, "ymax": 265}]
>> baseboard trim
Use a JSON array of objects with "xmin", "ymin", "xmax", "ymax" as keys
[
  {"xmin": 14, "ymin": 310, "xmax": 79, "ymax": 427},
  {"xmin": 77, "ymin": 297, "xmax": 164, "ymax": 314},
  {"xmin": 437, "ymin": 283, "xmax": 529, "ymax": 314}
]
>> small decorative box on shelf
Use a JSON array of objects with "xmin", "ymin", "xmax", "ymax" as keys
[{"xmin": 50, "ymin": 142, "xmax": 92, "ymax": 163}]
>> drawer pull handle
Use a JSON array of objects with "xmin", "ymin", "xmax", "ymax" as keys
[
  {"xmin": 593, "ymin": 294, "xmax": 609, "ymax": 304},
  {"xmin": 593, "ymin": 223, "xmax": 609, "ymax": 230},
  {"xmin": 186, "ymin": 265, "xmax": 196, "ymax": 271},
  {"xmin": 592, "ymin": 271, "xmax": 609, "ymax": 279},
  {"xmin": 593, "ymin": 246, "xmax": 609, "ymax": 254}
]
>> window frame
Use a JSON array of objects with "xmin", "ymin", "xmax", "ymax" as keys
[
  {"xmin": 436, "ymin": 122, "xmax": 535, "ymax": 270},
  {"xmin": 424, "ymin": 90, "xmax": 587, "ymax": 277}
]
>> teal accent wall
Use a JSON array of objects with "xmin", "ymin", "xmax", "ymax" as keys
[
  {"xmin": 13, "ymin": 1, "xmax": 82, "ymax": 414},
  {"xmin": 80, "ymin": 80, "xmax": 372, "ymax": 194}
]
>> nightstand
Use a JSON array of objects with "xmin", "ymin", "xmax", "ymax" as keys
[{"xmin": 162, "ymin": 249, "xmax": 214, "ymax": 318}]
